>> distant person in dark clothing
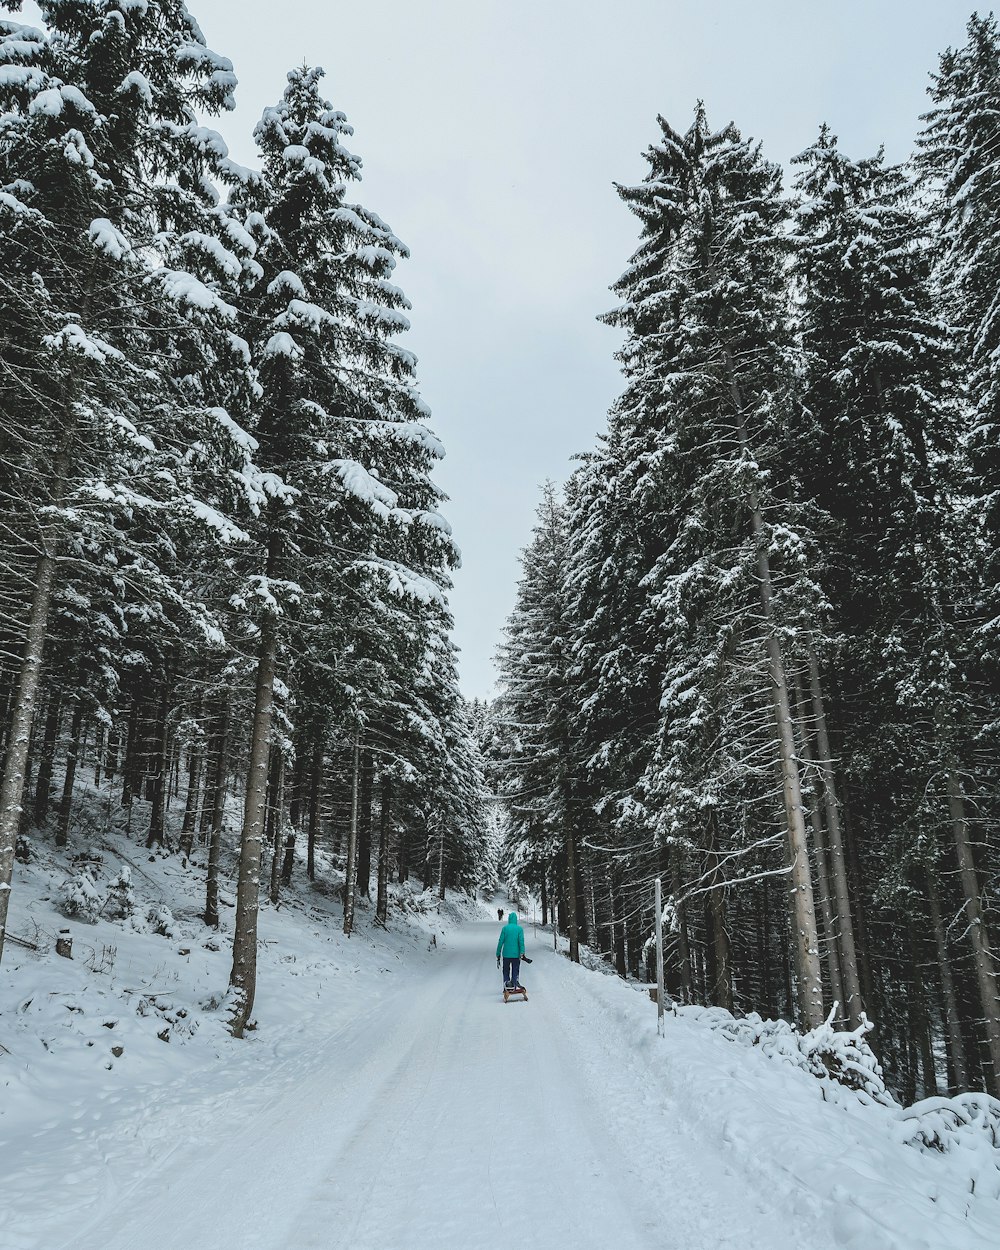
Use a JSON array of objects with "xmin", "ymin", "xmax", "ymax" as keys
[{"xmin": 497, "ymin": 907, "xmax": 504, "ymax": 922}]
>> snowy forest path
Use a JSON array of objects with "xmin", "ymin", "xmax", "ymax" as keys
[{"xmin": 61, "ymin": 914, "xmax": 818, "ymax": 1250}]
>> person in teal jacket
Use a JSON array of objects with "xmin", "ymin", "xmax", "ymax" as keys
[{"xmin": 496, "ymin": 911, "xmax": 526, "ymax": 988}]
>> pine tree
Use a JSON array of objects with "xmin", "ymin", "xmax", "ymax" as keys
[
  {"xmin": 224, "ymin": 65, "xmax": 455, "ymax": 1030},
  {"xmin": 600, "ymin": 108, "xmax": 827, "ymax": 1026},
  {"xmin": 0, "ymin": 1, "xmax": 257, "ymax": 962},
  {"xmin": 795, "ymin": 125, "xmax": 1000, "ymax": 1088}
]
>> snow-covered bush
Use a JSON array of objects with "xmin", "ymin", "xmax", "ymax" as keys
[
  {"xmin": 56, "ymin": 869, "xmax": 103, "ymax": 923},
  {"xmin": 682, "ymin": 1004, "xmax": 890, "ymax": 1102},
  {"xmin": 103, "ymin": 866, "xmax": 136, "ymax": 921},
  {"xmin": 895, "ymin": 1094, "xmax": 1000, "ymax": 1198},
  {"xmin": 144, "ymin": 905, "xmax": 177, "ymax": 939},
  {"xmin": 679, "ymin": 1000, "xmax": 1000, "ymax": 1191}
]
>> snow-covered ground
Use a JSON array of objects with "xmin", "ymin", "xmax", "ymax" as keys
[{"xmin": 2, "ymin": 843, "xmax": 998, "ymax": 1250}]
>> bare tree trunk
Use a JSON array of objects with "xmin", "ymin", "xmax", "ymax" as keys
[
  {"xmin": 93, "ymin": 725, "xmax": 104, "ymax": 787},
  {"xmin": 179, "ymin": 703, "xmax": 204, "ymax": 861},
  {"xmin": 947, "ymin": 766, "xmax": 1000, "ymax": 1095},
  {"xmin": 611, "ymin": 868, "xmax": 627, "ymax": 978},
  {"xmin": 0, "ymin": 548, "xmax": 60, "ymax": 965},
  {"xmin": 229, "ymin": 620, "xmax": 278, "ymax": 1036},
  {"xmin": 267, "ymin": 750, "xmax": 285, "ymax": 906},
  {"xmin": 33, "ymin": 688, "xmax": 61, "ymax": 827},
  {"xmin": 705, "ymin": 812, "xmax": 733, "ymax": 1012},
  {"xmin": 343, "ymin": 736, "xmax": 360, "ymax": 936},
  {"xmin": 794, "ymin": 676, "xmax": 845, "ymax": 1021},
  {"xmin": 375, "ymin": 776, "xmax": 391, "ymax": 926},
  {"xmin": 104, "ymin": 722, "xmax": 120, "ymax": 781},
  {"xmin": 356, "ymin": 748, "xmax": 373, "ymax": 899},
  {"xmin": 757, "ymin": 589, "xmax": 823, "ymax": 1027},
  {"xmin": 204, "ymin": 699, "xmax": 230, "ymax": 929},
  {"xmin": 807, "ymin": 653, "xmax": 864, "ymax": 1028},
  {"xmin": 564, "ymin": 815, "xmax": 580, "ymax": 963},
  {"xmin": 306, "ymin": 736, "xmax": 321, "ymax": 882},
  {"xmin": 397, "ymin": 814, "xmax": 408, "ymax": 884},
  {"xmin": 145, "ymin": 667, "xmax": 172, "ymax": 851},
  {"xmin": 540, "ymin": 875, "xmax": 548, "ymax": 928},
  {"xmin": 925, "ymin": 865, "xmax": 968, "ymax": 1093},
  {"xmin": 671, "ymin": 851, "xmax": 693, "ymax": 1005},
  {"xmin": 437, "ymin": 814, "xmax": 446, "ymax": 901},
  {"xmin": 120, "ymin": 694, "xmax": 143, "ymax": 812},
  {"xmin": 908, "ymin": 931, "xmax": 939, "ymax": 1099},
  {"xmin": 55, "ymin": 699, "xmax": 84, "ymax": 847},
  {"xmin": 726, "ymin": 352, "xmax": 823, "ymax": 1029}
]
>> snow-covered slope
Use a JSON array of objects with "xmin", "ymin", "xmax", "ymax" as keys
[{"xmin": 2, "ymin": 847, "xmax": 997, "ymax": 1250}]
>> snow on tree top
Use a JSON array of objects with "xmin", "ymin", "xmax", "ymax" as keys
[
  {"xmin": 267, "ymin": 270, "xmax": 308, "ymax": 300},
  {"xmin": 43, "ymin": 323, "xmax": 124, "ymax": 365},
  {"xmin": 156, "ymin": 269, "xmax": 236, "ymax": 320},
  {"xmin": 264, "ymin": 331, "xmax": 303, "ymax": 360},
  {"xmin": 89, "ymin": 218, "xmax": 132, "ymax": 261},
  {"xmin": 28, "ymin": 83, "xmax": 95, "ymax": 117},
  {"xmin": 118, "ymin": 71, "xmax": 154, "ymax": 105}
]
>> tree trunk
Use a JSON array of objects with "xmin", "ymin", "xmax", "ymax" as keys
[
  {"xmin": 564, "ymin": 816, "xmax": 580, "ymax": 963},
  {"xmin": 705, "ymin": 812, "xmax": 733, "ymax": 1012},
  {"xmin": 794, "ymin": 676, "xmax": 845, "ymax": 1022},
  {"xmin": 671, "ymin": 851, "xmax": 693, "ymax": 1005},
  {"xmin": 305, "ymin": 736, "xmax": 321, "ymax": 882},
  {"xmin": 33, "ymin": 688, "xmax": 61, "ymax": 827},
  {"xmin": 268, "ymin": 749, "xmax": 285, "ymax": 906},
  {"xmin": 0, "ymin": 547, "xmax": 60, "ymax": 966},
  {"xmin": 807, "ymin": 652, "xmax": 864, "ymax": 1028},
  {"xmin": 726, "ymin": 353, "xmax": 823, "ymax": 1029},
  {"xmin": 179, "ymin": 715, "xmax": 203, "ymax": 862},
  {"xmin": 356, "ymin": 747, "xmax": 373, "ymax": 899},
  {"xmin": 925, "ymin": 865, "xmax": 968, "ymax": 1093},
  {"xmin": 145, "ymin": 668, "xmax": 172, "ymax": 851},
  {"xmin": 229, "ymin": 620, "xmax": 279, "ymax": 1036},
  {"xmin": 540, "ymin": 875, "xmax": 548, "ymax": 928},
  {"xmin": 55, "ymin": 699, "xmax": 84, "ymax": 847},
  {"xmin": 375, "ymin": 776, "xmax": 392, "ymax": 926},
  {"xmin": 120, "ymin": 695, "xmax": 142, "ymax": 812},
  {"xmin": 397, "ymin": 815, "xmax": 409, "ymax": 884},
  {"xmin": 947, "ymin": 766, "xmax": 1000, "ymax": 1095},
  {"xmin": 204, "ymin": 699, "xmax": 230, "ymax": 929},
  {"xmin": 437, "ymin": 814, "xmax": 446, "ymax": 901},
  {"xmin": 343, "ymin": 736, "xmax": 360, "ymax": 936},
  {"xmin": 611, "ymin": 869, "xmax": 627, "ymax": 978}
]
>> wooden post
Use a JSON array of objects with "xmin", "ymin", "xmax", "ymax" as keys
[
  {"xmin": 655, "ymin": 877, "xmax": 665, "ymax": 1037},
  {"xmin": 56, "ymin": 929, "xmax": 73, "ymax": 959}
]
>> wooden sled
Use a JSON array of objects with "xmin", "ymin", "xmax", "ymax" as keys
[{"xmin": 503, "ymin": 986, "xmax": 528, "ymax": 1003}]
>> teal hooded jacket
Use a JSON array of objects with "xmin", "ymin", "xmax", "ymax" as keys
[{"xmin": 496, "ymin": 913, "xmax": 525, "ymax": 958}]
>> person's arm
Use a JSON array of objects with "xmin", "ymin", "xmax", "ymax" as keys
[
  {"xmin": 496, "ymin": 931, "xmax": 504, "ymax": 958},
  {"xmin": 519, "ymin": 928, "xmax": 525, "ymax": 958}
]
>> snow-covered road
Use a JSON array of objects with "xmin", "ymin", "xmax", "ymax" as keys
[{"xmin": 55, "ymin": 915, "xmax": 816, "ymax": 1250}]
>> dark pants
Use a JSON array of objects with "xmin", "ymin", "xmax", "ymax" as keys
[{"xmin": 503, "ymin": 956, "xmax": 521, "ymax": 987}]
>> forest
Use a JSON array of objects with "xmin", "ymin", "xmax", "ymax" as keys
[
  {"xmin": 494, "ymin": 12, "xmax": 1000, "ymax": 1102},
  {"xmin": 2, "ymin": 0, "xmax": 1000, "ymax": 1115},
  {"xmin": 0, "ymin": 0, "xmax": 493, "ymax": 1038}
]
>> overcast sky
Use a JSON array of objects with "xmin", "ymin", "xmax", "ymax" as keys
[{"xmin": 28, "ymin": 0, "xmax": 979, "ymax": 697}]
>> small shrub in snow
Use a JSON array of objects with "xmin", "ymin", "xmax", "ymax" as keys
[
  {"xmin": 103, "ymin": 866, "xmax": 136, "ymax": 921},
  {"xmin": 896, "ymin": 1094, "xmax": 1000, "ymax": 1197},
  {"xmin": 145, "ymin": 905, "xmax": 177, "ymax": 939},
  {"xmin": 56, "ymin": 869, "xmax": 103, "ymax": 924},
  {"xmin": 15, "ymin": 833, "xmax": 31, "ymax": 863},
  {"xmin": 684, "ymin": 1004, "xmax": 891, "ymax": 1103},
  {"xmin": 681, "ymin": 1000, "xmax": 1000, "ymax": 1190}
]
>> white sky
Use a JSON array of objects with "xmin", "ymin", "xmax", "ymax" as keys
[{"xmin": 23, "ymin": 1, "xmax": 979, "ymax": 697}]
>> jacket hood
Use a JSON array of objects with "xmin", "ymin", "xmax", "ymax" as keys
[{"xmin": 508, "ymin": 913, "xmax": 518, "ymax": 925}]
